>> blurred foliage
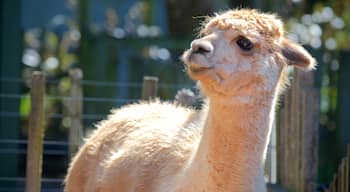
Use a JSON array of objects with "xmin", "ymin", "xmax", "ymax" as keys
[
  {"xmin": 21, "ymin": 2, "xmax": 80, "ymax": 140},
  {"xmin": 167, "ymin": 0, "xmax": 228, "ymax": 36}
]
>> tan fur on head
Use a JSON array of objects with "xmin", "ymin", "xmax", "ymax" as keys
[
  {"xmin": 182, "ymin": 8, "xmax": 316, "ymax": 101},
  {"xmin": 200, "ymin": 9, "xmax": 284, "ymax": 40},
  {"xmin": 199, "ymin": 9, "xmax": 316, "ymax": 69}
]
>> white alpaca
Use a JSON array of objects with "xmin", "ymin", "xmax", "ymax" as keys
[{"xmin": 65, "ymin": 9, "xmax": 316, "ymax": 192}]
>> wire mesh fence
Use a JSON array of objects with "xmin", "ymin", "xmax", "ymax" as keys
[
  {"xmin": 0, "ymin": 72, "xmax": 193, "ymax": 191},
  {"xmin": 0, "ymin": 72, "xmax": 282, "ymax": 191}
]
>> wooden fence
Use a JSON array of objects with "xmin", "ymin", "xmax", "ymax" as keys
[
  {"xmin": 66, "ymin": 69, "xmax": 84, "ymax": 158},
  {"xmin": 25, "ymin": 72, "xmax": 45, "ymax": 192},
  {"xmin": 277, "ymin": 70, "xmax": 320, "ymax": 192},
  {"xmin": 25, "ymin": 70, "xmax": 158, "ymax": 191},
  {"xmin": 25, "ymin": 69, "xmax": 321, "ymax": 192},
  {"xmin": 27, "ymin": 69, "xmax": 347, "ymax": 192},
  {"xmin": 327, "ymin": 144, "xmax": 350, "ymax": 192}
]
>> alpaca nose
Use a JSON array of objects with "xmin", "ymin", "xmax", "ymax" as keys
[{"xmin": 190, "ymin": 40, "xmax": 213, "ymax": 55}]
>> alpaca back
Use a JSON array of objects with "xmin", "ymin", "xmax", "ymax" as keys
[{"xmin": 65, "ymin": 101, "xmax": 203, "ymax": 192}]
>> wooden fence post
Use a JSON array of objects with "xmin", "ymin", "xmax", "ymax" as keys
[
  {"xmin": 326, "ymin": 144, "xmax": 350, "ymax": 192},
  {"xmin": 331, "ymin": 174, "xmax": 337, "ymax": 192},
  {"xmin": 276, "ymin": 70, "xmax": 319, "ymax": 192},
  {"xmin": 141, "ymin": 76, "xmax": 158, "ymax": 100},
  {"xmin": 25, "ymin": 71, "xmax": 45, "ymax": 192},
  {"xmin": 68, "ymin": 69, "xmax": 83, "ymax": 157},
  {"xmin": 300, "ymin": 71, "xmax": 320, "ymax": 192},
  {"xmin": 301, "ymin": 88, "xmax": 320, "ymax": 192}
]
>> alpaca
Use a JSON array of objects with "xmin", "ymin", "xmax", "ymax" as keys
[{"xmin": 65, "ymin": 9, "xmax": 316, "ymax": 192}]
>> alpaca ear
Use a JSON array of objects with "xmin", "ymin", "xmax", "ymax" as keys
[{"xmin": 281, "ymin": 39, "xmax": 317, "ymax": 71}]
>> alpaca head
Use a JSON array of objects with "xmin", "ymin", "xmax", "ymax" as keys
[{"xmin": 182, "ymin": 9, "xmax": 316, "ymax": 101}]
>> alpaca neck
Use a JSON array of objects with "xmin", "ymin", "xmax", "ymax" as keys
[{"xmin": 188, "ymin": 93, "xmax": 277, "ymax": 191}]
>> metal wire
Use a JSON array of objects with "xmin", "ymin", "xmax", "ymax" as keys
[
  {"xmin": 0, "ymin": 188, "xmax": 63, "ymax": 192},
  {"xmin": 0, "ymin": 77, "xmax": 192, "ymax": 89},
  {"xmin": 0, "ymin": 177, "xmax": 63, "ymax": 183},
  {"xmin": 0, "ymin": 139, "xmax": 68, "ymax": 146},
  {"xmin": 0, "ymin": 93, "xmax": 138, "ymax": 103},
  {"xmin": 0, "ymin": 111, "xmax": 106, "ymax": 120},
  {"xmin": 0, "ymin": 149, "xmax": 66, "ymax": 155}
]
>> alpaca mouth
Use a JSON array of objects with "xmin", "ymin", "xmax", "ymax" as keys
[
  {"xmin": 189, "ymin": 66, "xmax": 214, "ymax": 73},
  {"xmin": 182, "ymin": 49, "xmax": 214, "ymax": 74}
]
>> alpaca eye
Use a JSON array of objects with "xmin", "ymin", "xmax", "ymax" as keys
[{"xmin": 236, "ymin": 36, "xmax": 253, "ymax": 51}]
